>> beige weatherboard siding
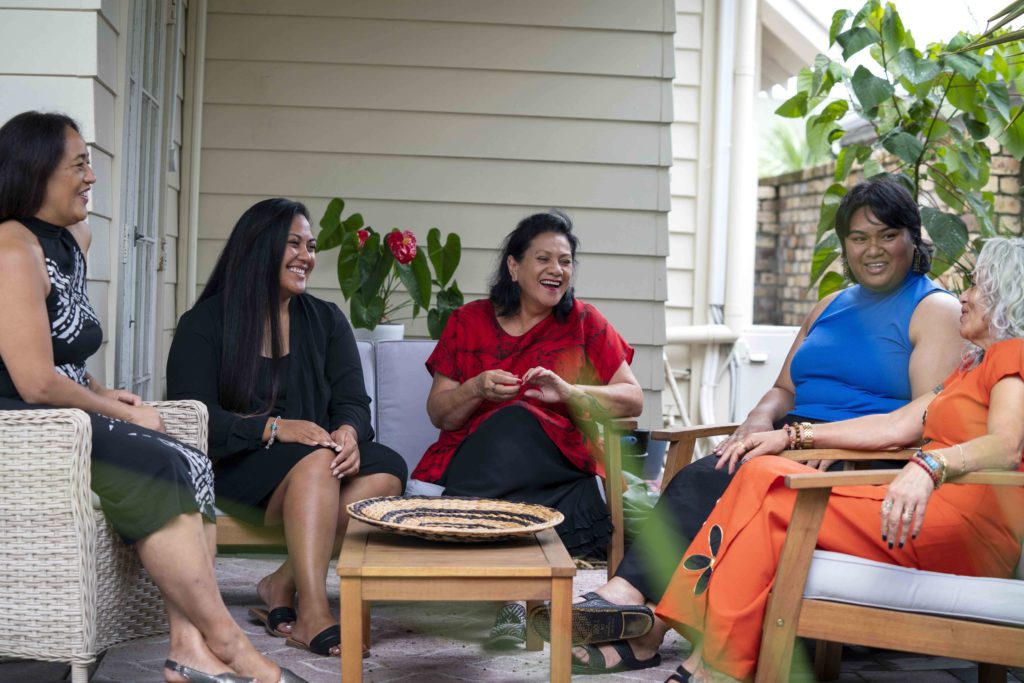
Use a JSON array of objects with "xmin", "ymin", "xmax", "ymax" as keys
[
  {"xmin": 189, "ymin": 0, "xmax": 674, "ymax": 426},
  {"xmin": 0, "ymin": 1, "xmax": 123, "ymax": 386}
]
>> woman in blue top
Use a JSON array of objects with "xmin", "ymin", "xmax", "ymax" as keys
[{"xmin": 528, "ymin": 175, "xmax": 965, "ymax": 675}]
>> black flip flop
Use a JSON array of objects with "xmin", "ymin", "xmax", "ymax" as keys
[
  {"xmin": 248, "ymin": 606, "xmax": 296, "ymax": 638},
  {"xmin": 571, "ymin": 639, "xmax": 662, "ymax": 675},
  {"xmin": 528, "ymin": 592, "xmax": 654, "ymax": 645},
  {"xmin": 286, "ymin": 624, "xmax": 340, "ymax": 657},
  {"xmin": 285, "ymin": 624, "xmax": 369, "ymax": 658},
  {"xmin": 665, "ymin": 662, "xmax": 695, "ymax": 682}
]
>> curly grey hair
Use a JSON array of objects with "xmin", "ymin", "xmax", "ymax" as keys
[{"xmin": 964, "ymin": 237, "xmax": 1024, "ymax": 364}]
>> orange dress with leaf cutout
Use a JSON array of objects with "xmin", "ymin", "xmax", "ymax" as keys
[{"xmin": 655, "ymin": 339, "xmax": 1024, "ymax": 681}]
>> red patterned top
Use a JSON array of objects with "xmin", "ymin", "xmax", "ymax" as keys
[{"xmin": 412, "ymin": 298, "xmax": 635, "ymax": 483}]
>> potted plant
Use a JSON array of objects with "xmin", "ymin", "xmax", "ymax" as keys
[{"xmin": 315, "ymin": 198, "xmax": 463, "ymax": 340}]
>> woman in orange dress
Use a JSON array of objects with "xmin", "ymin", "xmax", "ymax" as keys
[{"xmin": 655, "ymin": 237, "xmax": 1024, "ymax": 682}]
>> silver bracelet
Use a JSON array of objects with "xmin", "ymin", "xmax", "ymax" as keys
[{"xmin": 264, "ymin": 415, "xmax": 281, "ymax": 449}]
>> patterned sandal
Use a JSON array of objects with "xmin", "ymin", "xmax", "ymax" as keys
[
  {"xmin": 485, "ymin": 603, "xmax": 526, "ymax": 649},
  {"xmin": 528, "ymin": 592, "xmax": 654, "ymax": 645}
]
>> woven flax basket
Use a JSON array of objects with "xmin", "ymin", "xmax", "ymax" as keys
[{"xmin": 347, "ymin": 495, "xmax": 564, "ymax": 542}]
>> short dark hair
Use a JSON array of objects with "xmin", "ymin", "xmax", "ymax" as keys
[
  {"xmin": 833, "ymin": 174, "xmax": 933, "ymax": 280},
  {"xmin": 198, "ymin": 197, "xmax": 310, "ymax": 413},
  {"xmin": 489, "ymin": 209, "xmax": 579, "ymax": 322},
  {"xmin": 0, "ymin": 111, "xmax": 81, "ymax": 222}
]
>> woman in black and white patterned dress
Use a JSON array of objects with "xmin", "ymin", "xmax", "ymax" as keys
[{"xmin": 0, "ymin": 111, "xmax": 308, "ymax": 683}]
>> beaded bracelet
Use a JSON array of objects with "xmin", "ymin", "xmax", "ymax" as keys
[
  {"xmin": 910, "ymin": 450, "xmax": 943, "ymax": 488},
  {"xmin": 794, "ymin": 422, "xmax": 803, "ymax": 449},
  {"xmin": 784, "ymin": 423, "xmax": 796, "ymax": 449},
  {"xmin": 264, "ymin": 415, "xmax": 281, "ymax": 450},
  {"xmin": 931, "ymin": 451, "xmax": 949, "ymax": 486}
]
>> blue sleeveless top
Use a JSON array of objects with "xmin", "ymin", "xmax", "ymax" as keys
[{"xmin": 788, "ymin": 272, "xmax": 950, "ymax": 422}]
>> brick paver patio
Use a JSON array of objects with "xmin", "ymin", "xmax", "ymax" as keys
[{"xmin": 3, "ymin": 555, "xmax": 1022, "ymax": 682}]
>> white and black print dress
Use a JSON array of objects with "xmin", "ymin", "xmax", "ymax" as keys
[{"xmin": 0, "ymin": 216, "xmax": 215, "ymax": 543}]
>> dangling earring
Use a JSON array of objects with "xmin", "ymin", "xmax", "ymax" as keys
[
  {"xmin": 841, "ymin": 256, "xmax": 853, "ymax": 282},
  {"xmin": 911, "ymin": 247, "xmax": 923, "ymax": 273}
]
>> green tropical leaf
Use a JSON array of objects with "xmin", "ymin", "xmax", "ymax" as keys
[
  {"xmin": 944, "ymin": 51, "xmax": 982, "ymax": 80},
  {"xmin": 881, "ymin": 6, "xmax": 909, "ymax": 56},
  {"xmin": 895, "ymin": 49, "xmax": 940, "ymax": 85},
  {"xmin": 830, "ymin": 9, "xmax": 852, "ymax": 46},
  {"xmin": 994, "ymin": 106, "xmax": 1024, "ymax": 157},
  {"xmin": 427, "ymin": 228, "xmax": 461, "ymax": 287},
  {"xmin": 964, "ymin": 116, "xmax": 990, "ymax": 139},
  {"xmin": 775, "ymin": 91, "xmax": 809, "ymax": 118},
  {"xmin": 810, "ymin": 232, "xmax": 841, "ymax": 282},
  {"xmin": 342, "ymin": 212, "xmax": 365, "ymax": 232},
  {"xmin": 851, "ymin": 65, "xmax": 894, "ymax": 111},
  {"xmin": 882, "ymin": 131, "xmax": 924, "ymax": 164},
  {"xmin": 984, "ymin": 81, "xmax": 1011, "ymax": 121},
  {"xmin": 837, "ymin": 27, "xmax": 881, "ymax": 61},
  {"xmin": 862, "ymin": 158, "xmax": 885, "ymax": 178},
  {"xmin": 817, "ymin": 271, "xmax": 848, "ymax": 299},
  {"xmin": 816, "ymin": 183, "xmax": 848, "ymax": 241},
  {"xmin": 336, "ymin": 231, "xmax": 362, "ymax": 298},
  {"xmin": 398, "ymin": 249, "xmax": 432, "ymax": 309},
  {"xmin": 964, "ymin": 192, "xmax": 997, "ymax": 237},
  {"xmin": 319, "ymin": 197, "xmax": 343, "ymax": 231},
  {"xmin": 921, "ymin": 207, "xmax": 969, "ymax": 268}
]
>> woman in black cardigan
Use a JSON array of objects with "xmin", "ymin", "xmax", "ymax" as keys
[{"xmin": 168, "ymin": 198, "xmax": 406, "ymax": 658}]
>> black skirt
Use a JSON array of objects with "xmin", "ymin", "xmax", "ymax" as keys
[
  {"xmin": 438, "ymin": 405, "xmax": 611, "ymax": 559},
  {"xmin": 213, "ymin": 440, "xmax": 408, "ymax": 526},
  {"xmin": 0, "ymin": 398, "xmax": 216, "ymax": 544}
]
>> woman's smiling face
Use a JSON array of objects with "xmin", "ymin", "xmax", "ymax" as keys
[
  {"xmin": 507, "ymin": 231, "xmax": 574, "ymax": 312},
  {"xmin": 278, "ymin": 214, "xmax": 316, "ymax": 300},
  {"xmin": 843, "ymin": 206, "xmax": 915, "ymax": 292},
  {"xmin": 38, "ymin": 127, "xmax": 95, "ymax": 226}
]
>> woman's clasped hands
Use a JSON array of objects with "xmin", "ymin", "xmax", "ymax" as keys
[
  {"xmin": 273, "ymin": 419, "xmax": 360, "ymax": 480},
  {"xmin": 472, "ymin": 367, "xmax": 577, "ymax": 405}
]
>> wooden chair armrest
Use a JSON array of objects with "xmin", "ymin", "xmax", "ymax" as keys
[
  {"xmin": 651, "ymin": 423, "xmax": 741, "ymax": 442},
  {"xmin": 784, "ymin": 469, "xmax": 1024, "ymax": 490},
  {"xmin": 780, "ymin": 448, "xmax": 915, "ymax": 463},
  {"xmin": 651, "ymin": 423, "xmax": 739, "ymax": 492}
]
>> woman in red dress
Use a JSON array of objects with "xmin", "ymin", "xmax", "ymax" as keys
[
  {"xmin": 413, "ymin": 210, "xmax": 644, "ymax": 644},
  {"xmin": 655, "ymin": 237, "xmax": 1024, "ymax": 682}
]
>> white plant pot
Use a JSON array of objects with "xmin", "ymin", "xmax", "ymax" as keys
[{"xmin": 353, "ymin": 323, "xmax": 405, "ymax": 342}]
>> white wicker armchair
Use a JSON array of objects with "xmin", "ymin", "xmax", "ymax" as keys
[{"xmin": 0, "ymin": 400, "xmax": 209, "ymax": 683}]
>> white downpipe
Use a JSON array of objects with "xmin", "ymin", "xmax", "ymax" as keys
[
  {"xmin": 708, "ymin": 0, "xmax": 736, "ymax": 309},
  {"xmin": 724, "ymin": 0, "xmax": 759, "ymax": 335},
  {"xmin": 699, "ymin": 0, "xmax": 738, "ymax": 429}
]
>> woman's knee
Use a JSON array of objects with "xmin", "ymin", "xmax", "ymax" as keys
[{"xmin": 289, "ymin": 447, "xmax": 339, "ymax": 483}]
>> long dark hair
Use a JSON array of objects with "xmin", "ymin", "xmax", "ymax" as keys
[
  {"xmin": 833, "ymin": 174, "xmax": 934, "ymax": 282},
  {"xmin": 0, "ymin": 111, "xmax": 80, "ymax": 222},
  {"xmin": 489, "ymin": 209, "xmax": 579, "ymax": 322},
  {"xmin": 198, "ymin": 198, "xmax": 310, "ymax": 413}
]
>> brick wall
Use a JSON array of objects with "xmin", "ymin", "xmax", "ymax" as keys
[{"xmin": 755, "ymin": 148, "xmax": 1024, "ymax": 326}]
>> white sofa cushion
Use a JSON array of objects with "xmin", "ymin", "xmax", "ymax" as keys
[{"xmin": 804, "ymin": 549, "xmax": 1024, "ymax": 627}]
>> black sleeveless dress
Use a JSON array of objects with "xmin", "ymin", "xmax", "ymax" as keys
[{"xmin": 0, "ymin": 216, "xmax": 216, "ymax": 543}]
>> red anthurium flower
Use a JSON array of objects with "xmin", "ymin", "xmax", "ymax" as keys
[
  {"xmin": 386, "ymin": 229, "xmax": 417, "ymax": 264},
  {"xmin": 356, "ymin": 229, "xmax": 370, "ymax": 249}
]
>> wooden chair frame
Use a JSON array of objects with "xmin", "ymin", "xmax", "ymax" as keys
[{"xmin": 650, "ymin": 423, "xmax": 1024, "ymax": 682}]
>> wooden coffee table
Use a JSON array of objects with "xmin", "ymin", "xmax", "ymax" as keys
[{"xmin": 337, "ymin": 520, "xmax": 576, "ymax": 682}]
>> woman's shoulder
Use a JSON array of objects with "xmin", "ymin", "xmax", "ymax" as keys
[{"xmin": 985, "ymin": 338, "xmax": 1024, "ymax": 365}]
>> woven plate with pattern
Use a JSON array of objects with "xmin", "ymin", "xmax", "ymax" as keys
[{"xmin": 347, "ymin": 496, "xmax": 565, "ymax": 542}]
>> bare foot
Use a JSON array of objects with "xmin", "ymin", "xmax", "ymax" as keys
[
  {"xmin": 256, "ymin": 561, "xmax": 296, "ymax": 635},
  {"xmin": 164, "ymin": 641, "xmax": 238, "ymax": 683},
  {"xmin": 571, "ymin": 622, "xmax": 664, "ymax": 669},
  {"xmin": 571, "ymin": 577, "xmax": 647, "ymax": 607}
]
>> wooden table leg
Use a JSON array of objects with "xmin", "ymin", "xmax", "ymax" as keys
[
  {"xmin": 549, "ymin": 577, "xmax": 572, "ymax": 683},
  {"xmin": 525, "ymin": 600, "xmax": 543, "ymax": 651},
  {"xmin": 340, "ymin": 577, "xmax": 364, "ymax": 683}
]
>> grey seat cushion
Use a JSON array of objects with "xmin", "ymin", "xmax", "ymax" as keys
[
  {"xmin": 805, "ymin": 549, "xmax": 1024, "ymax": 627},
  {"xmin": 373, "ymin": 340, "xmax": 438, "ymax": 481},
  {"xmin": 357, "ymin": 340, "xmax": 377, "ymax": 433}
]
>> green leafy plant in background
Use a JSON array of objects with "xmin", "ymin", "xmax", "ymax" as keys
[
  {"xmin": 316, "ymin": 198, "xmax": 463, "ymax": 339},
  {"xmin": 775, "ymin": 0, "xmax": 1024, "ymax": 298},
  {"xmin": 759, "ymin": 122, "xmax": 834, "ymax": 177}
]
